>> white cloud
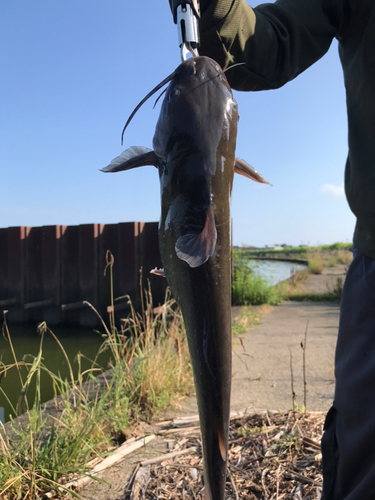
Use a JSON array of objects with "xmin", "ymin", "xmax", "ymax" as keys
[{"xmin": 319, "ymin": 183, "xmax": 345, "ymax": 199}]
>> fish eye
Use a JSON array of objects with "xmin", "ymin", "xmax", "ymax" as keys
[{"xmin": 169, "ymin": 88, "xmax": 180, "ymax": 100}]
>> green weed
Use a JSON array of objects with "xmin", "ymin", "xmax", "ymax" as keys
[
  {"xmin": 235, "ymin": 242, "xmax": 352, "ymax": 261},
  {"xmin": 288, "ymin": 291, "xmax": 341, "ymax": 302},
  {"xmin": 237, "ymin": 425, "xmax": 264, "ymax": 438},
  {"xmin": 232, "ymin": 256, "xmax": 283, "ymax": 306},
  {"xmin": 232, "ymin": 306, "xmax": 261, "ymax": 336}
]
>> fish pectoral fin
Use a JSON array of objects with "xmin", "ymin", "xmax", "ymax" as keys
[
  {"xmin": 175, "ymin": 205, "xmax": 217, "ymax": 268},
  {"xmin": 150, "ymin": 267, "xmax": 166, "ymax": 278},
  {"xmin": 234, "ymin": 158, "xmax": 272, "ymax": 185},
  {"xmin": 101, "ymin": 146, "xmax": 159, "ymax": 172}
]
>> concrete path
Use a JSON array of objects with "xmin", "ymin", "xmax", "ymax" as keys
[
  {"xmin": 228, "ymin": 266, "xmax": 346, "ymax": 413},
  {"xmin": 231, "ymin": 301, "xmax": 338, "ymax": 412},
  {"xmin": 179, "ymin": 269, "xmax": 345, "ymax": 416},
  {"xmin": 177, "ymin": 300, "xmax": 339, "ymax": 419}
]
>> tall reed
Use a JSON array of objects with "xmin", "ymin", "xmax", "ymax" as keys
[{"xmin": 0, "ymin": 254, "xmax": 193, "ymax": 499}]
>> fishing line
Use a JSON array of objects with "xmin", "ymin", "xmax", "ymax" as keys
[{"xmin": 221, "ymin": 62, "xmax": 246, "ymax": 75}]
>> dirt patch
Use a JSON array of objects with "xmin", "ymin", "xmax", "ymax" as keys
[{"xmin": 302, "ymin": 264, "xmax": 347, "ymax": 294}]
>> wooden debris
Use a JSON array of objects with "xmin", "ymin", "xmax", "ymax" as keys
[
  {"xmin": 47, "ymin": 434, "xmax": 156, "ymax": 498},
  {"xmin": 160, "ymin": 425, "xmax": 201, "ymax": 436},
  {"xmin": 130, "ymin": 466, "xmax": 151, "ymax": 500},
  {"xmin": 284, "ymin": 470, "xmax": 322, "ymax": 487},
  {"xmin": 227, "ymin": 467, "xmax": 239, "ymax": 500},
  {"xmin": 140, "ymin": 447, "xmax": 199, "ymax": 466},
  {"xmin": 302, "ymin": 436, "xmax": 321, "ymax": 450},
  {"xmin": 166, "ymin": 408, "xmax": 279, "ymax": 429},
  {"xmin": 124, "ymin": 411, "xmax": 325, "ymax": 500}
]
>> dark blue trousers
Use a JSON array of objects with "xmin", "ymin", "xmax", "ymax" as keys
[{"xmin": 322, "ymin": 249, "xmax": 375, "ymax": 499}]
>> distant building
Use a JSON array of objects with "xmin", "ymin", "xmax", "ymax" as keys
[
  {"xmin": 264, "ymin": 244, "xmax": 283, "ymax": 250},
  {"xmin": 233, "ymin": 245, "xmax": 259, "ymax": 250}
]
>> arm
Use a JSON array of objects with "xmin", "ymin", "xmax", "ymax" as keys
[{"xmin": 199, "ymin": 0, "xmax": 351, "ymax": 91}]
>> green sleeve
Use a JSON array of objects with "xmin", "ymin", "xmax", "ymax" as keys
[{"xmin": 199, "ymin": 0, "xmax": 351, "ymax": 91}]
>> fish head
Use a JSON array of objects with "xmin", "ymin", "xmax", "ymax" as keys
[
  {"xmin": 152, "ymin": 56, "xmax": 239, "ymax": 164},
  {"xmin": 153, "ymin": 57, "xmax": 239, "ymax": 269}
]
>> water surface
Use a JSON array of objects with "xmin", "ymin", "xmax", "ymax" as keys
[
  {"xmin": 249, "ymin": 259, "xmax": 307, "ymax": 286},
  {"xmin": 0, "ymin": 324, "xmax": 111, "ymax": 423}
]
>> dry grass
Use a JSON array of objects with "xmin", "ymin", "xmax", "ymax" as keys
[
  {"xmin": 275, "ymin": 269, "xmax": 310, "ymax": 298},
  {"xmin": 307, "ymin": 253, "xmax": 324, "ymax": 275},
  {"xmin": 321, "ymin": 250, "xmax": 353, "ymax": 268},
  {"xmin": 0, "ymin": 267, "xmax": 193, "ymax": 499},
  {"xmin": 232, "ymin": 305, "xmax": 274, "ymax": 337},
  {"xmin": 119, "ymin": 285, "xmax": 194, "ymax": 421},
  {"xmin": 336, "ymin": 250, "xmax": 352, "ymax": 265}
]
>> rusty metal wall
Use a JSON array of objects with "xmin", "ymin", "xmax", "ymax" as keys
[{"xmin": 0, "ymin": 223, "xmax": 166, "ymax": 327}]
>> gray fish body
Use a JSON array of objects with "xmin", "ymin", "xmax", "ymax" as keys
[
  {"xmin": 162, "ymin": 249, "xmax": 232, "ymax": 500},
  {"xmin": 155, "ymin": 57, "xmax": 236, "ymax": 500},
  {"xmin": 102, "ymin": 56, "xmax": 269, "ymax": 500}
]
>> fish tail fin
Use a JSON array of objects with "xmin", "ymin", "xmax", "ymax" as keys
[{"xmin": 175, "ymin": 205, "xmax": 217, "ymax": 268}]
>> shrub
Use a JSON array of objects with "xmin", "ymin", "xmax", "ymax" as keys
[
  {"xmin": 232, "ymin": 257, "xmax": 282, "ymax": 306},
  {"xmin": 336, "ymin": 250, "xmax": 353, "ymax": 265},
  {"xmin": 326, "ymin": 255, "xmax": 338, "ymax": 267},
  {"xmin": 307, "ymin": 253, "xmax": 324, "ymax": 274}
]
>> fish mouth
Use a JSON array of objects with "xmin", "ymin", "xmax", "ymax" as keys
[{"xmin": 120, "ymin": 57, "xmax": 229, "ymax": 145}]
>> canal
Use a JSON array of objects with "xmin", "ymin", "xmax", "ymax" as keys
[
  {"xmin": 0, "ymin": 324, "xmax": 111, "ymax": 423},
  {"xmin": 249, "ymin": 259, "xmax": 307, "ymax": 286},
  {"xmin": 0, "ymin": 259, "xmax": 307, "ymax": 423}
]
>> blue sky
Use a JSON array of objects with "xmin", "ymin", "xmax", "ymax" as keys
[{"xmin": 1, "ymin": 0, "xmax": 355, "ymax": 247}]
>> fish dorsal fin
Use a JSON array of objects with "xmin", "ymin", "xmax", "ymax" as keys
[
  {"xmin": 234, "ymin": 158, "xmax": 272, "ymax": 185},
  {"xmin": 175, "ymin": 205, "xmax": 217, "ymax": 268},
  {"xmin": 101, "ymin": 146, "xmax": 159, "ymax": 173}
]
